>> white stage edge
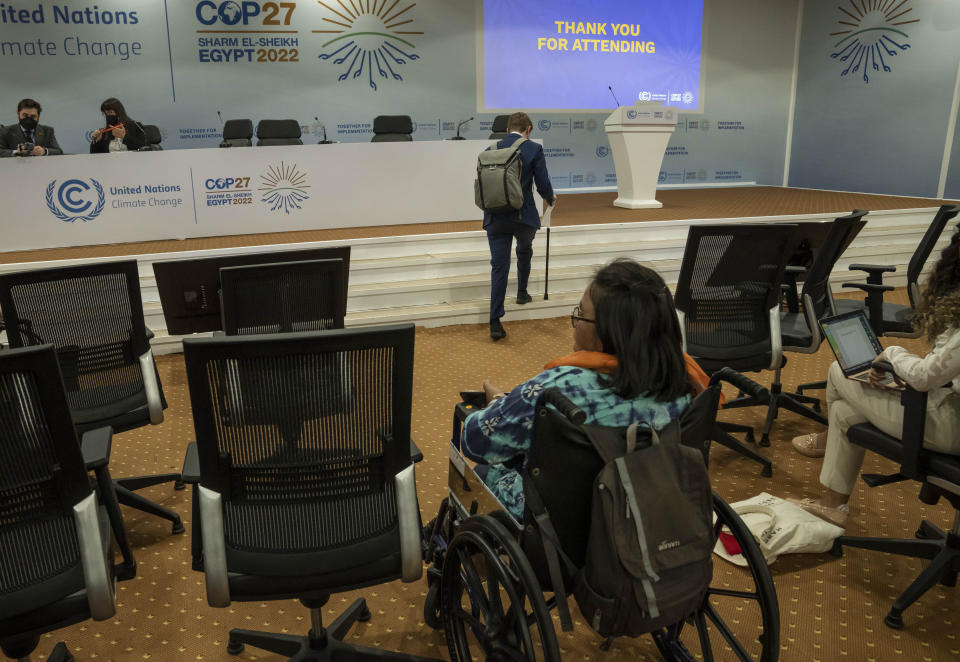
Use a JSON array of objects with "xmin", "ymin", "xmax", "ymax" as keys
[{"xmin": 0, "ymin": 205, "xmax": 947, "ymax": 354}]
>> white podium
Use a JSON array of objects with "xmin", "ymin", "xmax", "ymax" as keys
[{"xmin": 604, "ymin": 103, "xmax": 678, "ymax": 209}]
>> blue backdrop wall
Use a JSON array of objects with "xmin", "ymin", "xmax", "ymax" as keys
[{"xmin": 0, "ymin": 0, "xmax": 800, "ymax": 189}]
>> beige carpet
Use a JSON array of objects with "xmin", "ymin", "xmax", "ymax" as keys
[{"xmin": 21, "ymin": 289, "xmax": 959, "ymax": 661}]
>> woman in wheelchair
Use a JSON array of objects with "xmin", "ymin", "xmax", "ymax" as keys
[
  {"xmin": 792, "ymin": 227, "xmax": 960, "ymax": 527},
  {"xmin": 461, "ymin": 258, "xmax": 693, "ymax": 518}
]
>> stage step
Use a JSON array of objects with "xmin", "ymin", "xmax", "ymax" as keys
[{"xmin": 0, "ymin": 204, "xmax": 949, "ymax": 355}]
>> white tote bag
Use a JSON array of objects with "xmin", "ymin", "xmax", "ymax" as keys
[{"xmin": 713, "ymin": 492, "xmax": 844, "ymax": 566}]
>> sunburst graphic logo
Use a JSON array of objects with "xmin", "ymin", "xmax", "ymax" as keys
[
  {"xmin": 259, "ymin": 162, "xmax": 310, "ymax": 214},
  {"xmin": 315, "ymin": 0, "xmax": 423, "ymax": 90},
  {"xmin": 830, "ymin": 0, "xmax": 919, "ymax": 83}
]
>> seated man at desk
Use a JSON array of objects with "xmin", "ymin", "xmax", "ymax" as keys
[{"xmin": 0, "ymin": 99, "xmax": 63, "ymax": 157}]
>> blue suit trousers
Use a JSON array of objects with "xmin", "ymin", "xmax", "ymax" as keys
[{"xmin": 486, "ymin": 217, "xmax": 537, "ymax": 321}]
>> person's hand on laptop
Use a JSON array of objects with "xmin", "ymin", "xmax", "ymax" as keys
[{"xmin": 868, "ymin": 366, "xmax": 904, "ymax": 390}]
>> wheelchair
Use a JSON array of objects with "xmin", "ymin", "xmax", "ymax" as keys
[{"xmin": 422, "ymin": 374, "xmax": 780, "ymax": 662}]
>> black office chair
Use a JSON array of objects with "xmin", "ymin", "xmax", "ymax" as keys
[
  {"xmin": 219, "ymin": 259, "xmax": 345, "ymax": 336},
  {"xmin": 765, "ymin": 212, "xmax": 868, "ymax": 434},
  {"xmin": 371, "ymin": 115, "xmax": 413, "ymax": 142},
  {"xmin": 488, "ymin": 114, "xmax": 510, "ymax": 140},
  {"xmin": 220, "ymin": 119, "xmax": 254, "ymax": 147},
  {"xmin": 831, "ymin": 361, "xmax": 960, "ymax": 629},
  {"xmin": 674, "ymin": 223, "xmax": 798, "ymax": 476},
  {"xmin": 0, "ymin": 345, "xmax": 116, "ymax": 662},
  {"xmin": 181, "ymin": 324, "xmax": 440, "ymax": 661},
  {"xmin": 256, "ymin": 119, "xmax": 303, "ymax": 146},
  {"xmin": 0, "ymin": 261, "xmax": 183, "ymax": 579},
  {"xmin": 137, "ymin": 124, "xmax": 163, "ymax": 151},
  {"xmin": 835, "ymin": 204, "xmax": 960, "ymax": 337}
]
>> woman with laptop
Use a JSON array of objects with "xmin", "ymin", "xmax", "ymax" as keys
[{"xmin": 792, "ymin": 228, "xmax": 960, "ymax": 527}]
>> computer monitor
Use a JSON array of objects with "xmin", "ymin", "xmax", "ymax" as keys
[{"xmin": 152, "ymin": 246, "xmax": 350, "ymax": 335}]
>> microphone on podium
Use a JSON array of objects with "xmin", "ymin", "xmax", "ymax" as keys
[
  {"xmin": 451, "ymin": 117, "xmax": 473, "ymax": 140},
  {"xmin": 608, "ymin": 86, "xmax": 622, "ymax": 108}
]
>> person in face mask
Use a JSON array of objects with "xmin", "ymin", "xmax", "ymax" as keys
[
  {"xmin": 90, "ymin": 97, "xmax": 145, "ymax": 153},
  {"xmin": 0, "ymin": 98, "xmax": 63, "ymax": 157}
]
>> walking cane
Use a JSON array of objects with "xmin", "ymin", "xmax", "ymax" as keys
[
  {"xmin": 542, "ymin": 202, "xmax": 553, "ymax": 301},
  {"xmin": 544, "ymin": 227, "xmax": 551, "ymax": 301}
]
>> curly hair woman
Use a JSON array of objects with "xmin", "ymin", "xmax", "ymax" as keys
[{"xmin": 791, "ymin": 225, "xmax": 960, "ymax": 527}]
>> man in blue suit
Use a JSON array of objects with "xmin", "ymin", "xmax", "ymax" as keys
[{"xmin": 484, "ymin": 112, "xmax": 557, "ymax": 341}]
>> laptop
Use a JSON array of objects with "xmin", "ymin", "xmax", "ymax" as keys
[{"xmin": 819, "ymin": 310, "xmax": 896, "ymax": 386}]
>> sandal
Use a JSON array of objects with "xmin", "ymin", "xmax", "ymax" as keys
[
  {"xmin": 792, "ymin": 432, "xmax": 827, "ymax": 458},
  {"xmin": 788, "ymin": 497, "xmax": 849, "ymax": 529}
]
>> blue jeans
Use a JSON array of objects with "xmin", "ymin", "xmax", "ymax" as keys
[{"xmin": 486, "ymin": 218, "xmax": 537, "ymax": 321}]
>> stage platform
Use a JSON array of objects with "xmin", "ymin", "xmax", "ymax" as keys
[{"xmin": 0, "ymin": 186, "xmax": 954, "ymax": 353}]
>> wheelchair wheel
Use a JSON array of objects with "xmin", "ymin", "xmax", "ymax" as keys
[
  {"xmin": 441, "ymin": 514, "xmax": 561, "ymax": 662},
  {"xmin": 657, "ymin": 492, "xmax": 780, "ymax": 662}
]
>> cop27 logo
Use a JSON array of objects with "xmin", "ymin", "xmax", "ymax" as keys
[
  {"xmin": 831, "ymin": 0, "xmax": 918, "ymax": 83},
  {"xmin": 259, "ymin": 162, "xmax": 309, "ymax": 214},
  {"xmin": 316, "ymin": 1, "xmax": 422, "ymax": 90},
  {"xmin": 46, "ymin": 179, "xmax": 105, "ymax": 222}
]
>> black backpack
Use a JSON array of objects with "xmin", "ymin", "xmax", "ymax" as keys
[{"xmin": 525, "ymin": 409, "xmax": 714, "ymax": 638}]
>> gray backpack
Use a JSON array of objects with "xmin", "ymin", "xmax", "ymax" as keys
[
  {"xmin": 526, "ymin": 418, "xmax": 713, "ymax": 638},
  {"xmin": 474, "ymin": 138, "xmax": 526, "ymax": 213}
]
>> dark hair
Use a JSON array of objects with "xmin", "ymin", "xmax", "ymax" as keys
[
  {"xmin": 17, "ymin": 98, "xmax": 41, "ymax": 114},
  {"xmin": 100, "ymin": 98, "xmax": 132, "ymax": 125},
  {"xmin": 590, "ymin": 258, "xmax": 689, "ymax": 401},
  {"xmin": 507, "ymin": 112, "xmax": 533, "ymax": 133},
  {"xmin": 914, "ymin": 226, "xmax": 960, "ymax": 340}
]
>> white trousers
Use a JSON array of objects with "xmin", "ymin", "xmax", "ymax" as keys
[{"xmin": 820, "ymin": 361, "xmax": 960, "ymax": 495}]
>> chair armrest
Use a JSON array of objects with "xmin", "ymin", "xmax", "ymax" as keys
[
  {"xmin": 81, "ymin": 426, "xmax": 113, "ymax": 470},
  {"xmin": 138, "ymin": 349, "xmax": 164, "ymax": 424},
  {"xmin": 708, "ymin": 367, "xmax": 770, "ymax": 402},
  {"xmin": 73, "ymin": 492, "xmax": 116, "ymax": 620},
  {"xmin": 395, "ymin": 464, "xmax": 423, "ymax": 582},
  {"xmin": 870, "ymin": 361, "xmax": 928, "ymax": 479},
  {"xmin": 181, "ymin": 442, "xmax": 201, "ymax": 483},
  {"xmin": 849, "ymin": 263, "xmax": 896, "ymax": 276},
  {"xmin": 841, "ymin": 283, "xmax": 895, "ymax": 293},
  {"xmin": 198, "ymin": 485, "xmax": 230, "ymax": 607}
]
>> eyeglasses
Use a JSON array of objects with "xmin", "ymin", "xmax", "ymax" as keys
[{"xmin": 570, "ymin": 304, "xmax": 595, "ymax": 328}]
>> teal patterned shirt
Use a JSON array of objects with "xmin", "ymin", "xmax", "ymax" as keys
[{"xmin": 461, "ymin": 366, "xmax": 690, "ymax": 518}]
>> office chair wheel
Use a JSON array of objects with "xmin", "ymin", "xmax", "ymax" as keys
[
  {"xmin": 884, "ymin": 610, "xmax": 905, "ymax": 630},
  {"xmin": 941, "ymin": 570, "xmax": 958, "ymax": 588},
  {"xmin": 441, "ymin": 514, "xmax": 561, "ymax": 662},
  {"xmin": 171, "ymin": 518, "xmax": 185, "ymax": 535},
  {"xmin": 759, "ymin": 434, "xmax": 771, "ymax": 448},
  {"xmin": 671, "ymin": 493, "xmax": 780, "ymax": 662},
  {"xmin": 744, "ymin": 430, "xmax": 755, "ymax": 445},
  {"xmin": 761, "ymin": 465, "xmax": 773, "ymax": 478},
  {"xmin": 357, "ymin": 603, "xmax": 372, "ymax": 622},
  {"xmin": 423, "ymin": 576, "xmax": 443, "ymax": 630},
  {"xmin": 174, "ymin": 479, "xmax": 186, "ymax": 491},
  {"xmin": 227, "ymin": 637, "xmax": 245, "ymax": 655}
]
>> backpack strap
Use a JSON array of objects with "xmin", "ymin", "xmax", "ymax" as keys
[{"xmin": 524, "ymin": 479, "xmax": 577, "ymax": 632}]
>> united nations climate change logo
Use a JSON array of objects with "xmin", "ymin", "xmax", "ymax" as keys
[
  {"xmin": 596, "ymin": 146, "xmax": 610, "ymax": 158},
  {"xmin": 259, "ymin": 162, "xmax": 309, "ymax": 214},
  {"xmin": 538, "ymin": 119, "xmax": 552, "ymax": 132},
  {"xmin": 830, "ymin": 0, "xmax": 918, "ymax": 83},
  {"xmin": 626, "ymin": 109, "xmax": 638, "ymax": 120},
  {"xmin": 46, "ymin": 178, "xmax": 105, "ymax": 222},
  {"xmin": 317, "ymin": 1, "xmax": 422, "ymax": 90}
]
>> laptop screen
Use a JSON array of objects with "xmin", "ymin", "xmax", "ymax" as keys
[{"xmin": 820, "ymin": 311, "xmax": 884, "ymax": 374}]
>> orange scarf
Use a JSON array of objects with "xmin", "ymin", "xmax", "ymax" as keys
[{"xmin": 544, "ymin": 351, "xmax": 725, "ymax": 403}]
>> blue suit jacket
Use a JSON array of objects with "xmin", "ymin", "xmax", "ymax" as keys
[{"xmin": 483, "ymin": 133, "xmax": 555, "ymax": 230}]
